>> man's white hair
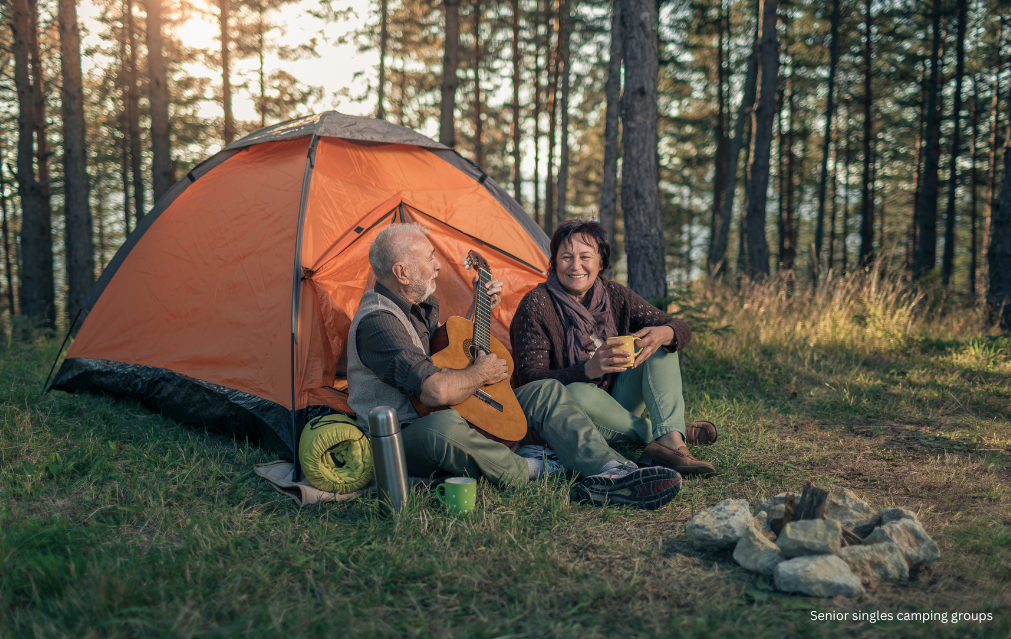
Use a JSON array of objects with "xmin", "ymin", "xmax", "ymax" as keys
[{"xmin": 369, "ymin": 222, "xmax": 430, "ymax": 277}]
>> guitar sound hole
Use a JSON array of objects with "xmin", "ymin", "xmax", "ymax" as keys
[{"xmin": 463, "ymin": 339, "xmax": 476, "ymax": 364}]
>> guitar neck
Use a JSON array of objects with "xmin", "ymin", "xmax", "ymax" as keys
[{"xmin": 473, "ymin": 267, "xmax": 492, "ymax": 354}]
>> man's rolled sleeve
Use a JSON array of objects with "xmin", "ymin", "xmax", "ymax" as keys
[{"xmin": 355, "ymin": 311, "xmax": 441, "ymax": 396}]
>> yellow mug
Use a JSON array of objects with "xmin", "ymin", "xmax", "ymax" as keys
[{"xmin": 612, "ymin": 335, "xmax": 643, "ymax": 368}]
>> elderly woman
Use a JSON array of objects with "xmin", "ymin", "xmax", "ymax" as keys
[{"xmin": 510, "ymin": 218, "xmax": 717, "ymax": 476}]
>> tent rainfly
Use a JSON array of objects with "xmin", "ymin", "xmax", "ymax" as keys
[{"xmin": 52, "ymin": 112, "xmax": 550, "ymax": 474}]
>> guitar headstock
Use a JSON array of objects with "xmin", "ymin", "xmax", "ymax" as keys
[{"xmin": 464, "ymin": 250, "xmax": 491, "ymax": 274}]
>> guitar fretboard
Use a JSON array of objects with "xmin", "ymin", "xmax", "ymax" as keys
[{"xmin": 473, "ymin": 267, "xmax": 493, "ymax": 354}]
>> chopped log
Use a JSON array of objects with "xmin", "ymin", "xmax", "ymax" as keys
[
  {"xmin": 794, "ymin": 483, "xmax": 829, "ymax": 520},
  {"xmin": 770, "ymin": 492, "xmax": 798, "ymax": 536},
  {"xmin": 841, "ymin": 527, "xmax": 863, "ymax": 547}
]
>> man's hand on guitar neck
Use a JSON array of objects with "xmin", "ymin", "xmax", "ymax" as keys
[
  {"xmin": 464, "ymin": 277, "xmax": 503, "ymax": 322},
  {"xmin": 418, "ymin": 350, "xmax": 509, "ymax": 407}
]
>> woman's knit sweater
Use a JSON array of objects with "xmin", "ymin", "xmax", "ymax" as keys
[{"xmin": 509, "ymin": 278, "xmax": 691, "ymax": 390}]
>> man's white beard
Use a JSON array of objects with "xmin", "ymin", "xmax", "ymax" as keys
[{"xmin": 408, "ymin": 271, "xmax": 437, "ymax": 302}]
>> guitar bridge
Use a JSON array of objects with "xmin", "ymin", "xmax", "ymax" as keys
[{"xmin": 474, "ymin": 389, "xmax": 503, "ymax": 412}]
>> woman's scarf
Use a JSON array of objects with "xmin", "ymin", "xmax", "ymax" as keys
[{"xmin": 545, "ymin": 271, "xmax": 619, "ymax": 367}]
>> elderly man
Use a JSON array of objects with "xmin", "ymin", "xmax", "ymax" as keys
[{"xmin": 347, "ymin": 223, "xmax": 684, "ymax": 509}]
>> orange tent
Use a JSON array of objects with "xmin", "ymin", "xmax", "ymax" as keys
[{"xmin": 53, "ymin": 112, "xmax": 549, "ymax": 455}]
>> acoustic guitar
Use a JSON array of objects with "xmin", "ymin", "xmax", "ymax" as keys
[{"xmin": 410, "ymin": 251, "xmax": 528, "ymax": 447}]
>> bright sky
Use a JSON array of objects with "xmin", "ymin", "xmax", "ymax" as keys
[{"xmin": 80, "ymin": 0, "xmax": 379, "ymax": 142}]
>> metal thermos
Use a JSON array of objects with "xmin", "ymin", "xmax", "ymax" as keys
[{"xmin": 368, "ymin": 406, "xmax": 409, "ymax": 515}]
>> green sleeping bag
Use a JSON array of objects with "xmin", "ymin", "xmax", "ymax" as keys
[{"xmin": 299, "ymin": 414, "xmax": 374, "ymax": 494}]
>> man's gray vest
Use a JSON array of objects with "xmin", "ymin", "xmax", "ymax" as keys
[{"xmin": 346, "ymin": 290, "xmax": 424, "ymax": 429}]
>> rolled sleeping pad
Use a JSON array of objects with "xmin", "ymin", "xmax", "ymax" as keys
[{"xmin": 299, "ymin": 413, "xmax": 374, "ymax": 493}]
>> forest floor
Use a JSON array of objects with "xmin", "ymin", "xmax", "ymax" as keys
[{"xmin": 2, "ymin": 279, "xmax": 1010, "ymax": 638}]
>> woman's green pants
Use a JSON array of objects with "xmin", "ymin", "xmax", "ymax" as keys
[{"xmin": 565, "ymin": 348, "xmax": 686, "ymax": 444}]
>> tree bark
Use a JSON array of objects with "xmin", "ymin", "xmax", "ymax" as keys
[
  {"xmin": 970, "ymin": 75, "xmax": 979, "ymax": 303},
  {"xmin": 439, "ymin": 0, "xmax": 461, "ymax": 148},
  {"xmin": 119, "ymin": 5, "xmax": 132, "ymax": 236},
  {"xmin": 744, "ymin": 0, "xmax": 779, "ymax": 281},
  {"xmin": 220, "ymin": 0, "xmax": 234, "ymax": 143},
  {"xmin": 511, "ymin": 0, "xmax": 522, "ymax": 202},
  {"xmin": 533, "ymin": 0, "xmax": 544, "ymax": 225},
  {"xmin": 987, "ymin": 94, "xmax": 1011, "ymax": 330},
  {"xmin": 620, "ymin": 0, "xmax": 665, "ymax": 301},
  {"xmin": 146, "ymin": 0, "xmax": 172, "ymax": 200},
  {"xmin": 59, "ymin": 0, "xmax": 95, "ymax": 322},
  {"xmin": 858, "ymin": 0, "xmax": 874, "ymax": 268},
  {"xmin": 599, "ymin": 0, "xmax": 622, "ymax": 244},
  {"xmin": 473, "ymin": 1, "xmax": 484, "ymax": 167},
  {"xmin": 707, "ymin": 0, "xmax": 729, "ymax": 275},
  {"xmin": 713, "ymin": 0, "xmax": 761, "ymax": 280},
  {"xmin": 545, "ymin": 0, "xmax": 561, "ymax": 235},
  {"xmin": 556, "ymin": 0, "xmax": 573, "ymax": 220},
  {"xmin": 126, "ymin": 0, "xmax": 144, "ymax": 223},
  {"xmin": 1, "ymin": 164, "xmax": 15, "ymax": 315},
  {"xmin": 11, "ymin": 0, "xmax": 55, "ymax": 329},
  {"xmin": 377, "ymin": 0, "xmax": 388, "ymax": 119},
  {"xmin": 842, "ymin": 101, "xmax": 851, "ymax": 273},
  {"xmin": 813, "ymin": 0, "xmax": 840, "ymax": 285},
  {"xmin": 941, "ymin": 0, "xmax": 967, "ymax": 286},
  {"xmin": 908, "ymin": 62, "xmax": 926, "ymax": 275},
  {"xmin": 983, "ymin": 22, "xmax": 1003, "ymax": 294},
  {"xmin": 913, "ymin": 0, "xmax": 943, "ymax": 278},
  {"xmin": 828, "ymin": 108, "xmax": 838, "ymax": 271}
]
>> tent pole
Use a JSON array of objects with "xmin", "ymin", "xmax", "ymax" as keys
[
  {"xmin": 290, "ymin": 133, "xmax": 320, "ymax": 481},
  {"xmin": 42, "ymin": 309, "xmax": 83, "ymax": 393}
]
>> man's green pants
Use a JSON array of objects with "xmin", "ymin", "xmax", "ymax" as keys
[
  {"xmin": 401, "ymin": 378, "xmax": 628, "ymax": 485},
  {"xmin": 565, "ymin": 349, "xmax": 686, "ymax": 444}
]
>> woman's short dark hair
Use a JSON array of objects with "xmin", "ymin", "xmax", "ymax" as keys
[{"xmin": 549, "ymin": 218, "xmax": 611, "ymax": 271}]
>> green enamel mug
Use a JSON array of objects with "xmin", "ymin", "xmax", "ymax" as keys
[{"xmin": 436, "ymin": 477, "xmax": 477, "ymax": 514}]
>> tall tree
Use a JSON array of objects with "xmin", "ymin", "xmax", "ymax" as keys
[
  {"xmin": 620, "ymin": 0, "xmax": 665, "ymax": 300},
  {"xmin": 220, "ymin": 0, "xmax": 235, "ymax": 143},
  {"xmin": 545, "ymin": 0, "xmax": 561, "ymax": 235},
  {"xmin": 1, "ymin": 163, "xmax": 16, "ymax": 316},
  {"xmin": 59, "ymin": 0, "xmax": 94, "ymax": 322},
  {"xmin": 125, "ymin": 0, "xmax": 144, "ymax": 223},
  {"xmin": 813, "ymin": 0, "xmax": 841, "ymax": 285},
  {"xmin": 941, "ymin": 0, "xmax": 967, "ymax": 286},
  {"xmin": 11, "ymin": 0, "xmax": 55, "ymax": 329},
  {"xmin": 712, "ymin": 1, "xmax": 761, "ymax": 279},
  {"xmin": 969, "ymin": 74, "xmax": 980, "ymax": 302},
  {"xmin": 858, "ymin": 0, "xmax": 874, "ymax": 267},
  {"xmin": 472, "ymin": 0, "xmax": 483, "ymax": 166},
  {"xmin": 599, "ymin": 0, "xmax": 622, "ymax": 244},
  {"xmin": 377, "ymin": 0, "xmax": 388, "ymax": 119},
  {"xmin": 510, "ymin": 0, "xmax": 521, "ymax": 202},
  {"xmin": 987, "ymin": 88, "xmax": 1011, "ymax": 330},
  {"xmin": 556, "ymin": 0, "xmax": 573, "ymax": 219},
  {"xmin": 146, "ymin": 0, "xmax": 172, "ymax": 200},
  {"xmin": 983, "ymin": 21, "xmax": 1003, "ymax": 290},
  {"xmin": 913, "ymin": 0, "xmax": 943, "ymax": 278},
  {"xmin": 440, "ymin": 0, "xmax": 461, "ymax": 148},
  {"xmin": 744, "ymin": 0, "xmax": 780, "ymax": 280},
  {"xmin": 706, "ymin": 0, "xmax": 729, "ymax": 275}
]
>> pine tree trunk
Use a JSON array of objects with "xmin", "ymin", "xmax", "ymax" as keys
[
  {"xmin": 126, "ymin": 0, "xmax": 144, "ymax": 223},
  {"xmin": 96, "ymin": 181, "xmax": 106, "ymax": 271},
  {"xmin": 982, "ymin": 22, "xmax": 1003, "ymax": 294},
  {"xmin": 533, "ymin": 0, "xmax": 544, "ymax": 226},
  {"xmin": 220, "ymin": 0, "xmax": 234, "ymax": 143},
  {"xmin": 377, "ymin": 0, "xmax": 388, "ymax": 119},
  {"xmin": 473, "ymin": 1, "xmax": 484, "ymax": 167},
  {"xmin": 511, "ymin": 0, "xmax": 522, "ymax": 202},
  {"xmin": 620, "ymin": 0, "xmax": 665, "ymax": 301},
  {"xmin": 707, "ymin": 1, "xmax": 728, "ymax": 274},
  {"xmin": 941, "ymin": 0, "xmax": 966, "ymax": 286},
  {"xmin": 987, "ymin": 96, "xmax": 1011, "ymax": 330},
  {"xmin": 783, "ymin": 66, "xmax": 797, "ymax": 273},
  {"xmin": 257, "ymin": 13, "xmax": 266, "ymax": 128},
  {"xmin": 970, "ymin": 76, "xmax": 979, "ymax": 303},
  {"xmin": 713, "ymin": 0, "xmax": 760, "ymax": 280},
  {"xmin": 858, "ymin": 0, "xmax": 875, "ymax": 268},
  {"xmin": 556, "ymin": 0, "xmax": 573, "ymax": 220},
  {"xmin": 545, "ymin": 0, "xmax": 561, "ymax": 235},
  {"xmin": 913, "ymin": 0, "xmax": 943, "ymax": 278},
  {"xmin": 146, "ymin": 0, "xmax": 172, "ymax": 200},
  {"xmin": 908, "ymin": 62, "xmax": 926, "ymax": 275},
  {"xmin": 842, "ymin": 102, "xmax": 851, "ymax": 273},
  {"xmin": 744, "ymin": 0, "xmax": 779, "ymax": 281},
  {"xmin": 59, "ymin": 0, "xmax": 95, "ymax": 322},
  {"xmin": 813, "ymin": 0, "xmax": 840, "ymax": 285},
  {"xmin": 118, "ymin": 7, "xmax": 132, "ymax": 236},
  {"xmin": 599, "ymin": 0, "xmax": 622, "ymax": 244},
  {"xmin": 440, "ymin": 0, "xmax": 461, "ymax": 148},
  {"xmin": 1, "ymin": 164, "xmax": 15, "ymax": 315},
  {"xmin": 12, "ymin": 0, "xmax": 55, "ymax": 329},
  {"xmin": 828, "ymin": 111, "xmax": 838, "ymax": 271}
]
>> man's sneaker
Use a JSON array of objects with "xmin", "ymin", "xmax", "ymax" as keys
[
  {"xmin": 515, "ymin": 445, "xmax": 565, "ymax": 476},
  {"xmin": 574, "ymin": 463, "xmax": 682, "ymax": 510}
]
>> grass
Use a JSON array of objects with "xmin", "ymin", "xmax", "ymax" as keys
[{"xmin": 2, "ymin": 272, "xmax": 1010, "ymax": 638}]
